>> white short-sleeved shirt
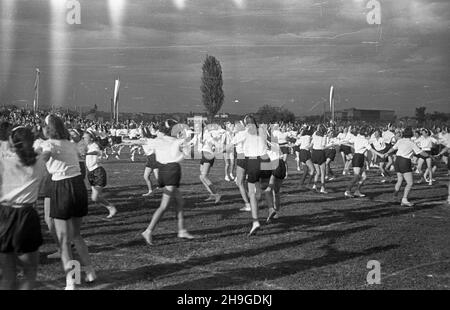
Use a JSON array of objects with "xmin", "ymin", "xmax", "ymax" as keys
[
  {"xmin": 0, "ymin": 155, "xmax": 47, "ymax": 206},
  {"xmin": 41, "ymin": 139, "xmax": 81, "ymax": 181},
  {"xmin": 233, "ymin": 128, "xmax": 268, "ymax": 157},
  {"xmin": 272, "ymin": 130, "xmax": 288, "ymax": 145},
  {"xmin": 371, "ymin": 137, "xmax": 386, "ymax": 151},
  {"xmin": 417, "ymin": 136, "xmax": 437, "ymax": 151},
  {"xmin": 352, "ymin": 135, "xmax": 372, "ymax": 154},
  {"xmin": 297, "ymin": 135, "xmax": 312, "ymax": 150},
  {"xmin": 85, "ymin": 143, "xmax": 101, "ymax": 172},
  {"xmin": 311, "ymin": 134, "xmax": 327, "ymax": 150},
  {"xmin": 393, "ymin": 138, "xmax": 422, "ymax": 159},
  {"xmin": 382, "ymin": 130, "xmax": 395, "ymax": 145},
  {"xmin": 145, "ymin": 135, "xmax": 185, "ymax": 164}
]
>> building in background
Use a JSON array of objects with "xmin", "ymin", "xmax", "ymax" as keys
[{"xmin": 333, "ymin": 108, "xmax": 396, "ymax": 122}]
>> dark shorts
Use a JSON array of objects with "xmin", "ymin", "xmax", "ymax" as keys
[
  {"xmin": 340, "ymin": 145, "xmax": 352, "ymax": 156},
  {"xmin": 394, "ymin": 157, "xmax": 412, "ymax": 174},
  {"xmin": 0, "ymin": 204, "xmax": 43, "ymax": 254},
  {"xmin": 311, "ymin": 150, "xmax": 326, "ymax": 165},
  {"xmin": 236, "ymin": 153, "xmax": 246, "ymax": 169},
  {"xmin": 325, "ymin": 148, "xmax": 336, "ymax": 161},
  {"xmin": 280, "ymin": 145, "xmax": 290, "ymax": 155},
  {"xmin": 50, "ymin": 175, "xmax": 88, "ymax": 220},
  {"xmin": 246, "ymin": 157, "xmax": 272, "ymax": 183},
  {"xmin": 352, "ymin": 153, "xmax": 366, "ymax": 168},
  {"xmin": 416, "ymin": 151, "xmax": 431, "ymax": 160},
  {"xmin": 145, "ymin": 154, "xmax": 159, "ymax": 169},
  {"xmin": 200, "ymin": 151, "xmax": 215, "ymax": 167},
  {"xmin": 158, "ymin": 163, "xmax": 182, "ymax": 188},
  {"xmin": 293, "ymin": 146, "xmax": 301, "ymax": 153},
  {"xmin": 299, "ymin": 149, "xmax": 311, "ymax": 163},
  {"xmin": 273, "ymin": 159, "xmax": 287, "ymax": 180},
  {"xmin": 88, "ymin": 167, "xmax": 107, "ymax": 187}
]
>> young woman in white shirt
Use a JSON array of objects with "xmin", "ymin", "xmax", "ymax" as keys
[
  {"xmin": 83, "ymin": 131, "xmax": 117, "ymax": 219},
  {"xmin": 141, "ymin": 120, "xmax": 194, "ymax": 245},
  {"xmin": 271, "ymin": 124, "xmax": 290, "ymax": 178},
  {"xmin": 41, "ymin": 115, "xmax": 96, "ymax": 290},
  {"xmin": 238, "ymin": 115, "xmax": 272, "ymax": 236},
  {"xmin": 324, "ymin": 129, "xmax": 338, "ymax": 181},
  {"xmin": 199, "ymin": 124, "xmax": 222, "ymax": 204},
  {"xmin": 230, "ymin": 121, "xmax": 251, "ymax": 212},
  {"xmin": 222, "ymin": 123, "xmax": 236, "ymax": 182},
  {"xmin": 311, "ymin": 125, "xmax": 330, "ymax": 194},
  {"xmin": 371, "ymin": 129, "xmax": 391, "ymax": 183},
  {"xmin": 0, "ymin": 127, "xmax": 45, "ymax": 290},
  {"xmin": 385, "ymin": 127, "xmax": 430, "ymax": 207},
  {"xmin": 344, "ymin": 127, "xmax": 384, "ymax": 198},
  {"xmin": 340, "ymin": 126, "xmax": 356, "ymax": 176},
  {"xmin": 416, "ymin": 128, "xmax": 437, "ymax": 185},
  {"xmin": 297, "ymin": 126, "xmax": 315, "ymax": 189},
  {"xmin": 264, "ymin": 140, "xmax": 286, "ymax": 223}
]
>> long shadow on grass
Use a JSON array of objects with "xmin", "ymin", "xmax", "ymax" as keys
[
  {"xmin": 88, "ymin": 203, "xmax": 434, "ymax": 253},
  {"xmin": 96, "ymin": 225, "xmax": 399, "ymax": 289}
]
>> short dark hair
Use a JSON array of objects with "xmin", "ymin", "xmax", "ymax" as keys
[{"xmin": 403, "ymin": 127, "xmax": 413, "ymax": 138}]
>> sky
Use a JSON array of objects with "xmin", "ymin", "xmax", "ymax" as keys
[{"xmin": 0, "ymin": 0, "xmax": 449, "ymax": 116}]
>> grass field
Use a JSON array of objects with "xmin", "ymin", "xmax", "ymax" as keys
[{"xmin": 33, "ymin": 151, "xmax": 450, "ymax": 290}]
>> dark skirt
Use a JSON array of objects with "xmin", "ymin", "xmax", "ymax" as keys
[
  {"xmin": 325, "ymin": 148, "xmax": 336, "ymax": 161},
  {"xmin": 0, "ymin": 204, "xmax": 43, "ymax": 254},
  {"xmin": 50, "ymin": 175, "xmax": 88, "ymax": 220}
]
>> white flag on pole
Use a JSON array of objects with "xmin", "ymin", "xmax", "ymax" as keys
[{"xmin": 113, "ymin": 78, "xmax": 120, "ymax": 122}]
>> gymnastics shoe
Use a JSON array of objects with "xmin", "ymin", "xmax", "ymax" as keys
[
  {"xmin": 248, "ymin": 222, "xmax": 261, "ymax": 236},
  {"xmin": 344, "ymin": 191, "xmax": 354, "ymax": 198},
  {"xmin": 240, "ymin": 203, "xmax": 251, "ymax": 212},
  {"xmin": 106, "ymin": 206, "xmax": 117, "ymax": 219},
  {"xmin": 178, "ymin": 230, "xmax": 195, "ymax": 240}
]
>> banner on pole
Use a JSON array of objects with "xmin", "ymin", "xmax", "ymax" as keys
[{"xmin": 113, "ymin": 78, "xmax": 120, "ymax": 123}]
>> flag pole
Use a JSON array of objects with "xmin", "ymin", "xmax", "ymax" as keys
[{"xmin": 33, "ymin": 68, "xmax": 40, "ymax": 112}]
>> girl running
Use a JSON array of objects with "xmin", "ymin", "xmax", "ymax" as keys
[
  {"xmin": 298, "ymin": 126, "xmax": 315, "ymax": 190},
  {"xmin": 41, "ymin": 115, "xmax": 96, "ymax": 290},
  {"xmin": 142, "ymin": 126, "xmax": 159, "ymax": 197},
  {"xmin": 344, "ymin": 127, "xmax": 384, "ymax": 198},
  {"xmin": 141, "ymin": 120, "xmax": 194, "ymax": 245},
  {"xmin": 199, "ymin": 124, "xmax": 221, "ymax": 203},
  {"xmin": 230, "ymin": 121, "xmax": 251, "ymax": 212},
  {"xmin": 416, "ymin": 128, "xmax": 437, "ymax": 185},
  {"xmin": 311, "ymin": 125, "xmax": 329, "ymax": 194},
  {"xmin": 83, "ymin": 131, "xmax": 117, "ymax": 219},
  {"xmin": 385, "ymin": 127, "xmax": 430, "ymax": 207}
]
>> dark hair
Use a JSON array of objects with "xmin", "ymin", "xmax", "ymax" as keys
[
  {"xmin": 0, "ymin": 121, "xmax": 12, "ymax": 141},
  {"xmin": 158, "ymin": 119, "xmax": 177, "ymax": 136},
  {"xmin": 403, "ymin": 127, "xmax": 413, "ymax": 138},
  {"xmin": 359, "ymin": 126, "xmax": 369, "ymax": 137},
  {"xmin": 11, "ymin": 127, "xmax": 38, "ymax": 167},
  {"xmin": 46, "ymin": 115, "xmax": 70, "ymax": 140}
]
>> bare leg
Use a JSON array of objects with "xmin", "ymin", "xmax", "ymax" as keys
[
  {"xmin": 0, "ymin": 254, "xmax": 16, "ymax": 290},
  {"xmin": 16, "ymin": 252, "xmax": 39, "ymax": 290}
]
